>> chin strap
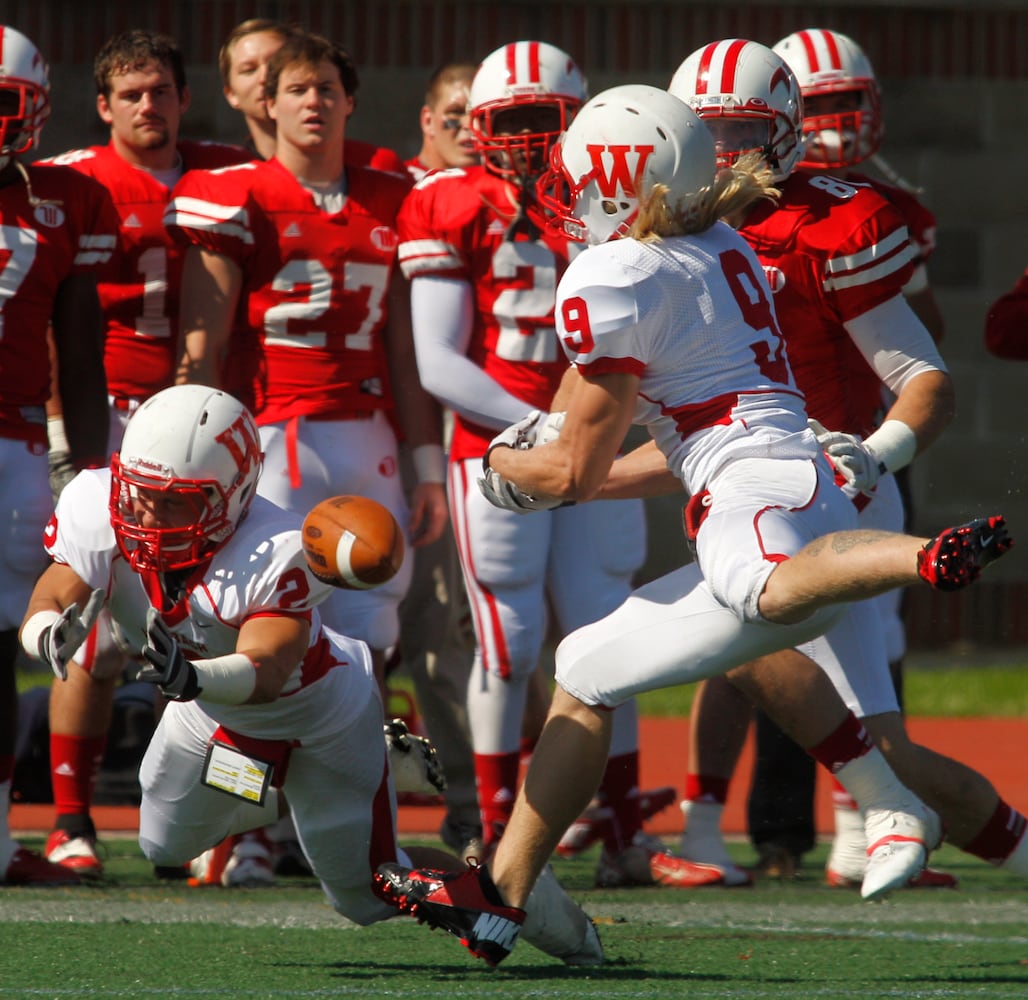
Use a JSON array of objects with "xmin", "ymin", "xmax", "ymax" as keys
[
  {"xmin": 12, "ymin": 157, "xmax": 64, "ymax": 208},
  {"xmin": 504, "ymin": 179, "xmax": 543, "ymax": 241}
]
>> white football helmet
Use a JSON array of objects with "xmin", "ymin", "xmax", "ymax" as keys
[
  {"xmin": 668, "ymin": 38, "xmax": 804, "ymax": 181},
  {"xmin": 469, "ymin": 40, "xmax": 587, "ymax": 181},
  {"xmin": 537, "ymin": 85, "xmax": 715, "ymax": 246},
  {"xmin": 773, "ymin": 28, "xmax": 883, "ymax": 169},
  {"xmin": 0, "ymin": 26, "xmax": 50, "ymax": 166},
  {"xmin": 110, "ymin": 385, "xmax": 263, "ymax": 572}
]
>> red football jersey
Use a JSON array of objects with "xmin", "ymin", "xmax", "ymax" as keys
[
  {"xmin": 0, "ymin": 164, "xmax": 118, "ymax": 443},
  {"xmin": 738, "ymin": 169, "xmax": 917, "ymax": 438},
  {"xmin": 165, "ymin": 157, "xmax": 412, "ymax": 424},
  {"xmin": 848, "ymin": 172, "xmax": 937, "ymax": 267},
  {"xmin": 40, "ymin": 140, "xmax": 252, "ymax": 403},
  {"xmin": 397, "ymin": 165, "xmax": 573, "ymax": 461},
  {"xmin": 346, "ymin": 138, "xmax": 406, "ymax": 176}
]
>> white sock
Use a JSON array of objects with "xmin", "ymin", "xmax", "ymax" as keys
[
  {"xmin": 680, "ymin": 800, "xmax": 734, "ymax": 867},
  {"xmin": 1000, "ymin": 829, "xmax": 1028, "ymax": 877}
]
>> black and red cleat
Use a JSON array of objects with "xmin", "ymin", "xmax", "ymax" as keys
[
  {"xmin": 3, "ymin": 847, "xmax": 82, "ymax": 886},
  {"xmin": 917, "ymin": 516, "xmax": 1012, "ymax": 591},
  {"xmin": 375, "ymin": 862, "xmax": 525, "ymax": 967}
]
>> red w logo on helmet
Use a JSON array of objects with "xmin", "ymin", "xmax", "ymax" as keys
[{"xmin": 585, "ymin": 144, "xmax": 656, "ymax": 197}]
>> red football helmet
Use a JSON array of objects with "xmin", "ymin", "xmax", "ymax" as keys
[
  {"xmin": 0, "ymin": 26, "xmax": 50, "ymax": 165},
  {"xmin": 773, "ymin": 28, "xmax": 883, "ymax": 169},
  {"xmin": 110, "ymin": 385, "xmax": 263, "ymax": 572},
  {"xmin": 469, "ymin": 40, "xmax": 587, "ymax": 182}
]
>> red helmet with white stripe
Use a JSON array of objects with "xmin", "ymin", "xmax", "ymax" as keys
[
  {"xmin": 469, "ymin": 40, "xmax": 587, "ymax": 181},
  {"xmin": 0, "ymin": 25, "xmax": 50, "ymax": 168},
  {"xmin": 668, "ymin": 38, "xmax": 803, "ymax": 181},
  {"xmin": 772, "ymin": 28, "xmax": 883, "ymax": 169}
]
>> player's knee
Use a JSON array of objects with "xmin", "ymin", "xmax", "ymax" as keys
[{"xmin": 329, "ymin": 886, "xmax": 396, "ymax": 926}]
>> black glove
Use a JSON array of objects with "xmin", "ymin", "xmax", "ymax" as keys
[{"xmin": 139, "ymin": 607, "xmax": 201, "ymax": 701}]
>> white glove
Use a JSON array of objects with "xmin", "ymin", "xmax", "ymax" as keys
[
  {"xmin": 536, "ymin": 410, "xmax": 565, "ymax": 445},
  {"xmin": 484, "ymin": 409, "xmax": 546, "ymax": 465},
  {"xmin": 384, "ymin": 718, "xmax": 447, "ymax": 794},
  {"xmin": 477, "ymin": 468, "xmax": 565, "ymax": 514},
  {"xmin": 33, "ymin": 589, "xmax": 105, "ymax": 681},
  {"xmin": 808, "ymin": 418, "xmax": 884, "ymax": 493}
]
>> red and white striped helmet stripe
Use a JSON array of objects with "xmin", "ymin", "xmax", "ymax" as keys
[
  {"xmin": 794, "ymin": 29, "xmax": 844, "ymax": 74},
  {"xmin": 504, "ymin": 41, "xmax": 542, "ymax": 85},
  {"xmin": 693, "ymin": 39, "xmax": 748, "ymax": 96}
]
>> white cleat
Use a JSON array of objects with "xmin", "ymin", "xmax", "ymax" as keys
[
  {"xmin": 860, "ymin": 803, "xmax": 941, "ymax": 901},
  {"xmin": 520, "ymin": 864, "xmax": 604, "ymax": 966}
]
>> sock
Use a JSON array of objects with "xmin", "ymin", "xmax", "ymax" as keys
[
  {"xmin": 598, "ymin": 750, "xmax": 641, "ymax": 853},
  {"xmin": 50, "ymin": 733, "xmax": 106, "ymax": 822},
  {"xmin": 962, "ymin": 800, "xmax": 1028, "ymax": 872},
  {"xmin": 683, "ymin": 773, "xmax": 730, "ymax": 805},
  {"xmin": 807, "ymin": 713, "xmax": 872, "ymax": 773},
  {"xmin": 474, "ymin": 751, "xmax": 520, "ymax": 847},
  {"xmin": 0, "ymin": 771, "xmax": 16, "ymax": 870}
]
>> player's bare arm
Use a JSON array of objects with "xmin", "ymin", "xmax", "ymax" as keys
[
  {"xmin": 234, "ymin": 613, "xmax": 312, "ymax": 703},
  {"xmin": 51, "ymin": 273, "xmax": 108, "ymax": 468},
  {"xmin": 596, "ymin": 438, "xmax": 684, "ymax": 500},
  {"xmin": 490, "ymin": 370, "xmax": 638, "ymax": 502},
  {"xmin": 22, "ymin": 563, "xmax": 94, "ymax": 628},
  {"xmin": 176, "ymin": 246, "xmax": 242, "ymax": 386}
]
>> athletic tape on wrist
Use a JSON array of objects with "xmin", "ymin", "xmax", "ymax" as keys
[
  {"xmin": 412, "ymin": 443, "xmax": 446, "ymax": 484},
  {"xmin": 21, "ymin": 610, "xmax": 61, "ymax": 660},
  {"xmin": 191, "ymin": 653, "xmax": 258, "ymax": 704},
  {"xmin": 864, "ymin": 419, "xmax": 917, "ymax": 474}
]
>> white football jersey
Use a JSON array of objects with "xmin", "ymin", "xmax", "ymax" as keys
[
  {"xmin": 554, "ymin": 222, "xmax": 817, "ymax": 495},
  {"xmin": 46, "ymin": 470, "xmax": 342, "ymax": 716}
]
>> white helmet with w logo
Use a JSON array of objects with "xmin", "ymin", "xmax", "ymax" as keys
[{"xmin": 537, "ymin": 84, "xmax": 715, "ymax": 245}]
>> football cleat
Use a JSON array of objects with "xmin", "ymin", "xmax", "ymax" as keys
[
  {"xmin": 860, "ymin": 801, "xmax": 941, "ymax": 901},
  {"xmin": 374, "ymin": 862, "xmax": 525, "ymax": 967},
  {"xmin": 557, "ymin": 786, "xmax": 678, "ymax": 858},
  {"xmin": 917, "ymin": 516, "xmax": 1012, "ymax": 591},
  {"xmin": 595, "ymin": 832, "xmax": 729, "ymax": 888},
  {"xmin": 189, "ymin": 831, "xmax": 276, "ymax": 888},
  {"xmin": 827, "ymin": 865, "xmax": 958, "ymax": 890},
  {"xmin": 45, "ymin": 829, "xmax": 103, "ymax": 879},
  {"xmin": 4, "ymin": 846, "xmax": 82, "ymax": 886},
  {"xmin": 385, "ymin": 717, "xmax": 447, "ymax": 795}
]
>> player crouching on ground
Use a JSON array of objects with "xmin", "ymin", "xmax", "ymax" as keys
[{"xmin": 18, "ymin": 384, "xmax": 600, "ymax": 965}]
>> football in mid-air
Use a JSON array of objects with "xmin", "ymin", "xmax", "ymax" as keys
[{"xmin": 301, "ymin": 495, "xmax": 404, "ymax": 590}]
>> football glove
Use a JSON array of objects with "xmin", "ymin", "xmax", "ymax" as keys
[
  {"xmin": 384, "ymin": 718, "xmax": 447, "ymax": 794},
  {"xmin": 484, "ymin": 409, "xmax": 546, "ymax": 466},
  {"xmin": 139, "ymin": 607, "xmax": 201, "ymax": 701},
  {"xmin": 47, "ymin": 449, "xmax": 77, "ymax": 506},
  {"xmin": 37, "ymin": 589, "xmax": 106, "ymax": 681},
  {"xmin": 808, "ymin": 418, "xmax": 884, "ymax": 493},
  {"xmin": 477, "ymin": 469, "xmax": 566, "ymax": 514}
]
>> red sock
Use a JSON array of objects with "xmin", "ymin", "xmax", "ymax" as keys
[
  {"xmin": 50, "ymin": 733, "xmax": 106, "ymax": 816},
  {"xmin": 598, "ymin": 751, "xmax": 641, "ymax": 853},
  {"xmin": 962, "ymin": 800, "xmax": 1028, "ymax": 865},
  {"xmin": 683, "ymin": 773, "xmax": 730, "ymax": 805},
  {"xmin": 807, "ymin": 713, "xmax": 872, "ymax": 773},
  {"xmin": 473, "ymin": 751, "xmax": 520, "ymax": 846}
]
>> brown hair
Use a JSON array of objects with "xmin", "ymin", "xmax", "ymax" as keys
[
  {"xmin": 217, "ymin": 18, "xmax": 295, "ymax": 87},
  {"xmin": 424, "ymin": 61, "xmax": 477, "ymax": 108},
  {"xmin": 264, "ymin": 32, "xmax": 359, "ymax": 101},
  {"xmin": 94, "ymin": 29, "xmax": 186, "ymax": 98}
]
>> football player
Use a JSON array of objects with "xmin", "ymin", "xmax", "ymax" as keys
[
  {"xmin": 406, "ymin": 60, "xmax": 479, "ymax": 181},
  {"xmin": 16, "ymin": 383, "xmax": 602, "ymax": 966},
  {"xmin": 668, "ymin": 39, "xmax": 1028, "ymax": 892},
  {"xmin": 219, "ymin": 17, "xmax": 406, "ymax": 173},
  {"xmin": 37, "ymin": 29, "xmax": 252, "ymax": 883},
  {"xmin": 735, "ymin": 27, "xmax": 948, "ymax": 884},
  {"xmin": 0, "ymin": 25, "xmax": 116, "ymax": 886},
  {"xmin": 168, "ymin": 31, "xmax": 447, "ymax": 697},
  {"xmin": 374, "ymin": 83, "xmax": 1010, "ymax": 968},
  {"xmin": 398, "ymin": 41, "xmax": 702, "ymax": 886}
]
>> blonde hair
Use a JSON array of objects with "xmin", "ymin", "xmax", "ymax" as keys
[{"xmin": 632, "ymin": 153, "xmax": 779, "ymax": 243}]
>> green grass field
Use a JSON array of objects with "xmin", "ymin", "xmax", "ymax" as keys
[{"xmin": 2, "ymin": 836, "xmax": 1027, "ymax": 999}]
